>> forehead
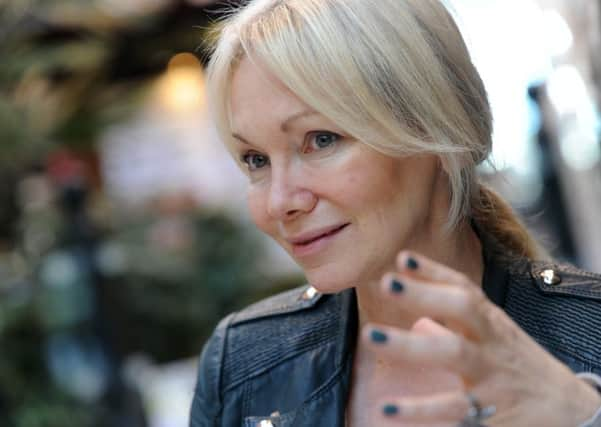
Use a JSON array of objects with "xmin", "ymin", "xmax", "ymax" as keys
[{"xmin": 229, "ymin": 57, "xmax": 310, "ymax": 131}]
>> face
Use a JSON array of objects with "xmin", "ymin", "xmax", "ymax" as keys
[{"xmin": 229, "ymin": 58, "xmax": 443, "ymax": 293}]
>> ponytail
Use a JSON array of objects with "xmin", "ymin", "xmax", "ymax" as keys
[{"xmin": 472, "ymin": 184, "xmax": 548, "ymax": 261}]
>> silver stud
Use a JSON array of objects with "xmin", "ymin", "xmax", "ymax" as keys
[
  {"xmin": 258, "ymin": 420, "xmax": 274, "ymax": 427},
  {"xmin": 540, "ymin": 269, "xmax": 561, "ymax": 286},
  {"xmin": 302, "ymin": 286, "xmax": 318, "ymax": 300}
]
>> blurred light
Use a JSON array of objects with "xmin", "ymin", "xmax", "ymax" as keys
[
  {"xmin": 40, "ymin": 252, "xmax": 80, "ymax": 289},
  {"xmin": 95, "ymin": 242, "xmax": 128, "ymax": 277},
  {"xmin": 123, "ymin": 355, "xmax": 198, "ymax": 427},
  {"xmin": 541, "ymin": 9, "xmax": 573, "ymax": 58},
  {"xmin": 448, "ymin": 0, "xmax": 550, "ymax": 177},
  {"xmin": 547, "ymin": 65, "xmax": 588, "ymax": 115},
  {"xmin": 559, "ymin": 129, "xmax": 601, "ymax": 171},
  {"xmin": 155, "ymin": 53, "xmax": 206, "ymax": 115},
  {"xmin": 47, "ymin": 334, "xmax": 109, "ymax": 402},
  {"xmin": 547, "ymin": 65, "xmax": 601, "ymax": 170}
]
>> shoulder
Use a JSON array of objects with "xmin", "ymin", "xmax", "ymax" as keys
[
  {"xmin": 191, "ymin": 284, "xmax": 345, "ymax": 416},
  {"xmin": 222, "ymin": 284, "xmax": 344, "ymax": 388},
  {"xmin": 507, "ymin": 258, "xmax": 601, "ymax": 300},
  {"xmin": 229, "ymin": 284, "xmax": 325, "ymax": 325},
  {"xmin": 504, "ymin": 258, "xmax": 601, "ymax": 370}
]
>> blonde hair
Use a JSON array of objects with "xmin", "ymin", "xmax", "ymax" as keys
[{"xmin": 206, "ymin": 0, "xmax": 544, "ymax": 259}]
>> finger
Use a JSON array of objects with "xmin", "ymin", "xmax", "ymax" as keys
[
  {"xmin": 411, "ymin": 316, "xmax": 453, "ymax": 336},
  {"xmin": 362, "ymin": 323, "xmax": 488, "ymax": 382},
  {"xmin": 378, "ymin": 390, "xmax": 496, "ymax": 424},
  {"xmin": 377, "ymin": 392, "xmax": 469, "ymax": 423},
  {"xmin": 381, "ymin": 272, "xmax": 489, "ymax": 340},
  {"xmin": 396, "ymin": 250, "xmax": 473, "ymax": 288}
]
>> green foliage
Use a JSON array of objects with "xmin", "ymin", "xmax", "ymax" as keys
[
  {"xmin": 0, "ymin": 286, "xmax": 103, "ymax": 427},
  {"xmin": 0, "ymin": 1, "xmax": 307, "ymax": 425},
  {"xmin": 10, "ymin": 392, "xmax": 98, "ymax": 427},
  {"xmin": 101, "ymin": 209, "xmax": 272, "ymax": 362}
]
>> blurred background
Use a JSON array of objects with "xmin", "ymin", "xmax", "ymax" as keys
[{"xmin": 0, "ymin": 0, "xmax": 599, "ymax": 426}]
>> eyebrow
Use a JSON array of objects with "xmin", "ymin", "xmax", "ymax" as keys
[
  {"xmin": 280, "ymin": 109, "xmax": 319, "ymax": 132},
  {"xmin": 231, "ymin": 133, "xmax": 251, "ymax": 144},
  {"xmin": 231, "ymin": 109, "xmax": 319, "ymax": 144}
]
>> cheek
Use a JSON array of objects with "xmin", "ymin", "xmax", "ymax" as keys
[
  {"xmin": 335, "ymin": 162, "xmax": 403, "ymax": 212},
  {"xmin": 335, "ymin": 159, "xmax": 425, "ymax": 237},
  {"xmin": 247, "ymin": 186, "xmax": 273, "ymax": 235}
]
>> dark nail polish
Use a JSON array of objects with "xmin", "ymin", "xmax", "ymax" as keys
[
  {"xmin": 406, "ymin": 257, "xmax": 419, "ymax": 270},
  {"xmin": 382, "ymin": 404, "xmax": 399, "ymax": 416},
  {"xmin": 370, "ymin": 329, "xmax": 388, "ymax": 343},
  {"xmin": 390, "ymin": 279, "xmax": 404, "ymax": 293}
]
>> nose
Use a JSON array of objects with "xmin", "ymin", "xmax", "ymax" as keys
[{"xmin": 267, "ymin": 166, "xmax": 317, "ymax": 221}]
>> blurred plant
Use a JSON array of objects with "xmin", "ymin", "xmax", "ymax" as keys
[
  {"xmin": 0, "ymin": 1, "xmax": 291, "ymax": 425},
  {"xmin": 94, "ymin": 197, "xmax": 272, "ymax": 362},
  {"xmin": 0, "ymin": 1, "xmax": 299, "ymax": 425},
  {"xmin": 0, "ymin": 0, "xmax": 220, "ymax": 169},
  {"xmin": 0, "ymin": 293, "xmax": 106, "ymax": 427}
]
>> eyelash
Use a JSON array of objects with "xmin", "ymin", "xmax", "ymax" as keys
[
  {"xmin": 303, "ymin": 131, "xmax": 340, "ymax": 154},
  {"xmin": 240, "ymin": 151, "xmax": 270, "ymax": 172},
  {"xmin": 240, "ymin": 131, "xmax": 342, "ymax": 172}
]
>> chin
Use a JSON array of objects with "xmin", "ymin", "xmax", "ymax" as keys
[{"xmin": 302, "ymin": 266, "xmax": 355, "ymax": 295}]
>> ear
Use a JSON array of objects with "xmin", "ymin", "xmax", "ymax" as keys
[{"xmin": 436, "ymin": 156, "xmax": 452, "ymax": 177}]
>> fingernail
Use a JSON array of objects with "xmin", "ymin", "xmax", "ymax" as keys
[
  {"xmin": 390, "ymin": 279, "xmax": 404, "ymax": 293},
  {"xmin": 370, "ymin": 329, "xmax": 388, "ymax": 343},
  {"xmin": 382, "ymin": 404, "xmax": 399, "ymax": 416},
  {"xmin": 406, "ymin": 257, "xmax": 419, "ymax": 270}
]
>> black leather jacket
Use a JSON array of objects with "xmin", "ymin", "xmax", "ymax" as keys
[{"xmin": 190, "ymin": 235, "xmax": 601, "ymax": 427}]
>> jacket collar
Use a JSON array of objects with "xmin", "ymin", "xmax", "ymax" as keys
[{"xmin": 476, "ymin": 222, "xmax": 511, "ymax": 308}]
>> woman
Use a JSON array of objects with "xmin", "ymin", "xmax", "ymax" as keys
[{"xmin": 190, "ymin": 0, "xmax": 601, "ymax": 425}]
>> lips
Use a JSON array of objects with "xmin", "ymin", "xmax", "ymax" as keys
[{"xmin": 287, "ymin": 223, "xmax": 350, "ymax": 246}]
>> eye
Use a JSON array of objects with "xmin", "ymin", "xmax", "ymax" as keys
[
  {"xmin": 303, "ymin": 131, "xmax": 341, "ymax": 154},
  {"xmin": 241, "ymin": 151, "xmax": 270, "ymax": 171}
]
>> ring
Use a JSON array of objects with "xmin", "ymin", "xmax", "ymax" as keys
[{"xmin": 457, "ymin": 393, "xmax": 496, "ymax": 427}]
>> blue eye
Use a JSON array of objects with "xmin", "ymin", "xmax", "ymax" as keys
[
  {"xmin": 305, "ymin": 132, "xmax": 340, "ymax": 153},
  {"xmin": 241, "ymin": 152, "xmax": 270, "ymax": 171}
]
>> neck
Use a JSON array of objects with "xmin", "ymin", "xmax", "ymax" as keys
[{"xmin": 354, "ymin": 220, "xmax": 484, "ymax": 332}]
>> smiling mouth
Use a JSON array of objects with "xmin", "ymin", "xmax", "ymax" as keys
[{"xmin": 294, "ymin": 223, "xmax": 350, "ymax": 246}]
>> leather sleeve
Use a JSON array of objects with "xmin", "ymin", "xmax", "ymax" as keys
[{"xmin": 189, "ymin": 313, "xmax": 234, "ymax": 427}]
